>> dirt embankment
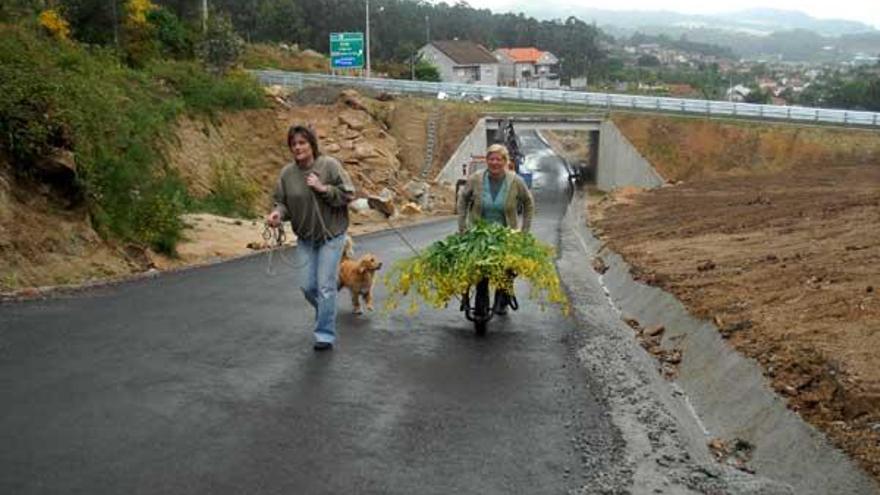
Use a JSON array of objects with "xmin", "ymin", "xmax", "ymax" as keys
[
  {"xmin": 542, "ymin": 130, "xmax": 591, "ymax": 165},
  {"xmin": 592, "ymin": 115, "xmax": 880, "ymax": 481},
  {"xmin": 612, "ymin": 113, "xmax": 880, "ymax": 181},
  {"xmin": 0, "ymin": 163, "xmax": 140, "ymax": 289},
  {"xmin": 1, "ymin": 89, "xmax": 477, "ymax": 294}
]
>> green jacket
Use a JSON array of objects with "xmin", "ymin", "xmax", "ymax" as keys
[{"xmin": 457, "ymin": 170, "xmax": 534, "ymax": 233}]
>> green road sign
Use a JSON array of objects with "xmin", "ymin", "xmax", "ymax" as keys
[{"xmin": 330, "ymin": 32, "xmax": 365, "ymax": 69}]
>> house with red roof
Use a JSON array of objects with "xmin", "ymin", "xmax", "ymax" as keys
[{"xmin": 494, "ymin": 47, "xmax": 560, "ymax": 89}]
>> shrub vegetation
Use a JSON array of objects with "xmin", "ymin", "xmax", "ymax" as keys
[{"xmin": 0, "ymin": 18, "xmax": 264, "ymax": 254}]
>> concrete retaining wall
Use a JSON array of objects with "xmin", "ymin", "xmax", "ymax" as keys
[
  {"xmin": 435, "ymin": 118, "xmax": 487, "ymax": 184},
  {"xmin": 597, "ymin": 120, "xmax": 665, "ymax": 191}
]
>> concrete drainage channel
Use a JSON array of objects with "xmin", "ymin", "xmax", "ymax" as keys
[
  {"xmin": 559, "ymin": 193, "xmax": 879, "ymax": 494},
  {"xmin": 436, "ymin": 115, "xmax": 877, "ymax": 492}
]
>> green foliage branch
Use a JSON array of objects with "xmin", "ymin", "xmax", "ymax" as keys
[{"xmin": 384, "ymin": 221, "xmax": 569, "ymax": 315}]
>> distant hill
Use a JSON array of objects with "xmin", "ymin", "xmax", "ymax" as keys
[
  {"xmin": 625, "ymin": 27, "xmax": 880, "ymax": 62},
  {"xmin": 508, "ymin": 6, "xmax": 877, "ymax": 37},
  {"xmin": 504, "ymin": 5, "xmax": 880, "ymax": 62}
]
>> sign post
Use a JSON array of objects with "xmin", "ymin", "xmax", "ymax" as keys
[{"xmin": 330, "ymin": 32, "xmax": 365, "ymax": 74}]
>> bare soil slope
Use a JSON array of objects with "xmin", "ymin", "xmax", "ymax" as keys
[
  {"xmin": 612, "ymin": 113, "xmax": 880, "ymax": 180},
  {"xmin": 2, "ymin": 89, "xmax": 474, "ymax": 294},
  {"xmin": 542, "ymin": 130, "xmax": 591, "ymax": 165},
  {"xmin": 0, "ymin": 165, "xmax": 138, "ymax": 289},
  {"xmin": 593, "ymin": 115, "xmax": 880, "ymax": 480}
]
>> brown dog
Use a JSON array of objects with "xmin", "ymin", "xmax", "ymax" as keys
[{"xmin": 337, "ymin": 236, "xmax": 383, "ymax": 314}]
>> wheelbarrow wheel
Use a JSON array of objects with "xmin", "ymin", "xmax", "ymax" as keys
[{"xmin": 474, "ymin": 278, "xmax": 490, "ymax": 336}]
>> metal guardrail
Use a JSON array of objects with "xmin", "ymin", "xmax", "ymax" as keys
[{"xmin": 253, "ymin": 70, "xmax": 880, "ymax": 128}]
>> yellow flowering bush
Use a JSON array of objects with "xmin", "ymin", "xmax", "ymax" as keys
[
  {"xmin": 38, "ymin": 9, "xmax": 70, "ymax": 41},
  {"xmin": 122, "ymin": 0, "xmax": 159, "ymax": 66},
  {"xmin": 126, "ymin": 0, "xmax": 157, "ymax": 24},
  {"xmin": 385, "ymin": 221, "xmax": 569, "ymax": 315}
]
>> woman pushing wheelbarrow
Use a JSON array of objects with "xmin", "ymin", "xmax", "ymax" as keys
[{"xmin": 384, "ymin": 144, "xmax": 566, "ymax": 336}]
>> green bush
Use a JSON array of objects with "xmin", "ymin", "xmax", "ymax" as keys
[
  {"xmin": 147, "ymin": 7, "xmax": 193, "ymax": 58},
  {"xmin": 0, "ymin": 24, "xmax": 70, "ymax": 168},
  {"xmin": 192, "ymin": 159, "xmax": 259, "ymax": 219},
  {"xmin": 414, "ymin": 59, "xmax": 440, "ymax": 82},
  {"xmin": 146, "ymin": 59, "xmax": 265, "ymax": 114},
  {"xmin": 0, "ymin": 24, "xmax": 265, "ymax": 253}
]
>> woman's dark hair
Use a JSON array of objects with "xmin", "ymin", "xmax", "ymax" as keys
[{"xmin": 287, "ymin": 124, "xmax": 321, "ymax": 158}]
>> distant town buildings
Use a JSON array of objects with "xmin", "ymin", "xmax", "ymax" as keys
[
  {"xmin": 726, "ymin": 84, "xmax": 752, "ymax": 102},
  {"xmin": 412, "ymin": 34, "xmax": 871, "ymax": 108}
]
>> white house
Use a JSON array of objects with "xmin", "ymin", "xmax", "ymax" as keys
[
  {"xmin": 726, "ymin": 84, "xmax": 752, "ymax": 102},
  {"xmin": 494, "ymin": 47, "xmax": 560, "ymax": 89},
  {"xmin": 418, "ymin": 41, "xmax": 499, "ymax": 85}
]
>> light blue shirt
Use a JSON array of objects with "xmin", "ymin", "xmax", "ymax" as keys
[{"xmin": 481, "ymin": 172, "xmax": 509, "ymax": 226}]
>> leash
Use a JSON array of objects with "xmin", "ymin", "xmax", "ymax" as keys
[
  {"xmin": 262, "ymin": 222, "xmax": 306, "ymax": 275},
  {"xmin": 383, "ymin": 215, "xmax": 422, "ymax": 257}
]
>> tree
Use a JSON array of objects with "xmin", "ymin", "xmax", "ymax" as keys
[
  {"xmin": 252, "ymin": 0, "xmax": 308, "ymax": 43},
  {"xmin": 197, "ymin": 14, "xmax": 244, "ymax": 74},
  {"xmin": 122, "ymin": 0, "xmax": 161, "ymax": 67},
  {"xmin": 60, "ymin": 0, "xmax": 120, "ymax": 45},
  {"xmin": 743, "ymin": 85, "xmax": 771, "ymax": 104},
  {"xmin": 147, "ymin": 6, "xmax": 192, "ymax": 58},
  {"xmin": 1, "ymin": 0, "xmax": 45, "ymax": 22},
  {"xmin": 637, "ymin": 54, "xmax": 660, "ymax": 67}
]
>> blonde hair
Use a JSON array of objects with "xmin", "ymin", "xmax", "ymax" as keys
[{"xmin": 486, "ymin": 144, "xmax": 511, "ymax": 168}]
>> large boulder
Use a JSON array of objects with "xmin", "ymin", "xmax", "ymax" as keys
[
  {"xmin": 354, "ymin": 143, "xmax": 379, "ymax": 160},
  {"xmin": 366, "ymin": 195, "xmax": 395, "ymax": 218},
  {"xmin": 378, "ymin": 187, "xmax": 395, "ymax": 201},
  {"xmin": 401, "ymin": 202, "xmax": 422, "ymax": 216},
  {"xmin": 403, "ymin": 180, "xmax": 429, "ymax": 202},
  {"xmin": 32, "ymin": 148, "xmax": 83, "ymax": 207},
  {"xmin": 349, "ymin": 197, "xmax": 371, "ymax": 213},
  {"xmin": 338, "ymin": 111, "xmax": 368, "ymax": 131},
  {"xmin": 340, "ymin": 89, "xmax": 368, "ymax": 112}
]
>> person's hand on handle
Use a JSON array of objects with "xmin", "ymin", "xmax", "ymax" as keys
[
  {"xmin": 306, "ymin": 173, "xmax": 328, "ymax": 193},
  {"xmin": 266, "ymin": 210, "xmax": 282, "ymax": 227}
]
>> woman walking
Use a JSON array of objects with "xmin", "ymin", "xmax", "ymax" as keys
[{"xmin": 266, "ymin": 125, "xmax": 355, "ymax": 351}]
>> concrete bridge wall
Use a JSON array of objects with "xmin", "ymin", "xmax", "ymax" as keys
[
  {"xmin": 597, "ymin": 120, "xmax": 665, "ymax": 191},
  {"xmin": 435, "ymin": 118, "xmax": 487, "ymax": 184}
]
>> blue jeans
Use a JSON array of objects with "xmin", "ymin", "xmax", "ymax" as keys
[{"xmin": 297, "ymin": 233, "xmax": 346, "ymax": 344}]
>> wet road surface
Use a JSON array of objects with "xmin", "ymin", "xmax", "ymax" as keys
[{"xmin": 0, "ymin": 132, "xmax": 623, "ymax": 494}]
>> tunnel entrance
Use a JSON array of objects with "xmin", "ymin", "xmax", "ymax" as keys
[{"xmin": 484, "ymin": 114, "xmax": 603, "ymax": 186}]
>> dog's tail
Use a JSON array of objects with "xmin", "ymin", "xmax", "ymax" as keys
[{"xmin": 342, "ymin": 235, "xmax": 354, "ymax": 260}]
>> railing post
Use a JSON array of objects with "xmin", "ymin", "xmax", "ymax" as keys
[
  {"xmin": 787, "ymin": 106, "xmax": 791, "ymax": 121},
  {"xmin": 843, "ymin": 111, "xmax": 849, "ymax": 125},
  {"xmin": 815, "ymin": 109, "xmax": 819, "ymax": 122}
]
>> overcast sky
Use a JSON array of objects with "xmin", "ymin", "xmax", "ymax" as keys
[{"xmin": 461, "ymin": 0, "xmax": 880, "ymax": 29}]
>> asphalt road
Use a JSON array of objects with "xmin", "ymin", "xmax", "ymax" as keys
[{"xmin": 0, "ymin": 133, "xmax": 624, "ymax": 494}]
